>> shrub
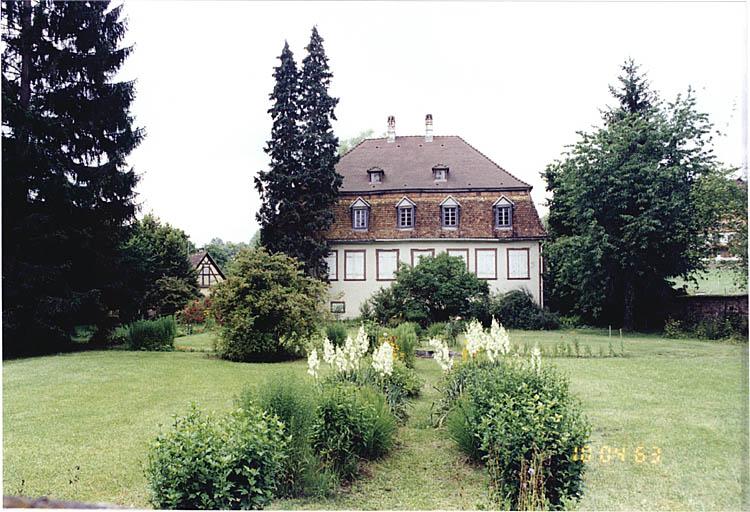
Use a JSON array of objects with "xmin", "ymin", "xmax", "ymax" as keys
[
  {"xmin": 364, "ymin": 253, "xmax": 490, "ymax": 326},
  {"xmin": 238, "ymin": 375, "xmax": 334, "ymax": 498},
  {"xmin": 210, "ymin": 248, "xmax": 328, "ymax": 361},
  {"xmin": 490, "ymin": 290, "xmax": 560, "ymax": 330},
  {"xmin": 391, "ymin": 322, "xmax": 418, "ymax": 368},
  {"xmin": 663, "ymin": 318, "xmax": 683, "ymax": 338},
  {"xmin": 145, "ymin": 405, "xmax": 287, "ymax": 510},
  {"xmin": 146, "ymin": 276, "xmax": 200, "ymax": 317},
  {"xmin": 325, "ymin": 322, "xmax": 348, "ymax": 347},
  {"xmin": 126, "ymin": 316, "xmax": 176, "ymax": 351},
  {"xmin": 439, "ymin": 360, "xmax": 590, "ymax": 509},
  {"xmin": 426, "ymin": 322, "xmax": 449, "ymax": 340},
  {"xmin": 559, "ymin": 314, "xmax": 585, "ymax": 329},
  {"xmin": 178, "ymin": 297, "xmax": 210, "ymax": 335},
  {"xmin": 311, "ymin": 383, "xmax": 396, "ymax": 480}
]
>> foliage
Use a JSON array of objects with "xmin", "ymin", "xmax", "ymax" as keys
[
  {"xmin": 390, "ymin": 322, "xmax": 418, "ymax": 368},
  {"xmin": 438, "ymin": 360, "xmax": 590, "ymax": 509},
  {"xmin": 201, "ymin": 238, "xmax": 252, "ymax": 271},
  {"xmin": 210, "ymin": 248, "xmax": 328, "ymax": 361},
  {"xmin": 2, "ymin": 1, "xmax": 142, "ymax": 356},
  {"xmin": 125, "ymin": 316, "xmax": 176, "ymax": 351},
  {"xmin": 238, "ymin": 375, "xmax": 334, "ymax": 498},
  {"xmin": 365, "ymin": 253, "xmax": 489, "ymax": 325},
  {"xmin": 325, "ymin": 322, "xmax": 349, "ymax": 347},
  {"xmin": 255, "ymin": 29, "xmax": 342, "ymax": 277},
  {"xmin": 311, "ymin": 383, "xmax": 396, "ymax": 481},
  {"xmin": 544, "ymin": 59, "xmax": 731, "ymax": 330},
  {"xmin": 663, "ymin": 315, "xmax": 747, "ymax": 341},
  {"xmin": 489, "ymin": 290, "xmax": 560, "ymax": 330},
  {"xmin": 178, "ymin": 297, "xmax": 211, "ymax": 334},
  {"xmin": 122, "ymin": 214, "xmax": 200, "ymax": 320},
  {"xmin": 145, "ymin": 405, "xmax": 287, "ymax": 510}
]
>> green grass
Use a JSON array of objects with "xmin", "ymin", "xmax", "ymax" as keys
[
  {"xmin": 174, "ymin": 331, "xmax": 215, "ymax": 352},
  {"xmin": 670, "ymin": 263, "xmax": 747, "ymax": 295},
  {"xmin": 4, "ymin": 330, "xmax": 748, "ymax": 509}
]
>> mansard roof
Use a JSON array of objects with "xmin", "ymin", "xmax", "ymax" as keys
[{"xmin": 337, "ymin": 135, "xmax": 530, "ymax": 193}]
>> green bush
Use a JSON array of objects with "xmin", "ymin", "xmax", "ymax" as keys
[
  {"xmin": 311, "ymin": 383, "xmax": 396, "ymax": 480},
  {"xmin": 490, "ymin": 290, "xmax": 560, "ymax": 330},
  {"xmin": 390, "ymin": 359, "xmax": 423, "ymax": 398},
  {"xmin": 126, "ymin": 316, "xmax": 176, "ymax": 351},
  {"xmin": 210, "ymin": 248, "xmax": 328, "ymax": 361},
  {"xmin": 439, "ymin": 360, "xmax": 590, "ymax": 509},
  {"xmin": 426, "ymin": 322, "xmax": 449, "ymax": 340},
  {"xmin": 145, "ymin": 405, "xmax": 287, "ymax": 510},
  {"xmin": 391, "ymin": 322, "xmax": 418, "ymax": 368},
  {"xmin": 238, "ymin": 375, "xmax": 334, "ymax": 498},
  {"xmin": 325, "ymin": 322, "xmax": 348, "ymax": 347},
  {"xmin": 364, "ymin": 253, "xmax": 489, "ymax": 326}
]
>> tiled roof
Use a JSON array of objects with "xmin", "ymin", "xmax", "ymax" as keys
[
  {"xmin": 337, "ymin": 135, "xmax": 530, "ymax": 193},
  {"xmin": 189, "ymin": 251, "xmax": 207, "ymax": 268}
]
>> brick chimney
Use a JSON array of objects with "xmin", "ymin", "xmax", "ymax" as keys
[
  {"xmin": 425, "ymin": 114, "xmax": 433, "ymax": 142},
  {"xmin": 387, "ymin": 115, "xmax": 396, "ymax": 143}
]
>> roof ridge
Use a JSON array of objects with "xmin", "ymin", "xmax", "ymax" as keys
[{"xmin": 455, "ymin": 135, "xmax": 531, "ymax": 189}]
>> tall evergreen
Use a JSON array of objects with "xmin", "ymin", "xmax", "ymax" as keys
[
  {"xmin": 255, "ymin": 42, "xmax": 303, "ymax": 262},
  {"xmin": 298, "ymin": 26, "xmax": 342, "ymax": 276},
  {"xmin": 2, "ymin": 1, "xmax": 143, "ymax": 356},
  {"xmin": 255, "ymin": 29, "xmax": 342, "ymax": 278}
]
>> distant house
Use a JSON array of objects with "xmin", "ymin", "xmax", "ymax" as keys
[
  {"xmin": 711, "ymin": 177, "xmax": 746, "ymax": 260},
  {"xmin": 189, "ymin": 251, "xmax": 225, "ymax": 295},
  {"xmin": 323, "ymin": 115, "xmax": 546, "ymax": 318}
]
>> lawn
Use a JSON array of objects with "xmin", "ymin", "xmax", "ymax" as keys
[
  {"xmin": 3, "ymin": 330, "xmax": 748, "ymax": 509},
  {"xmin": 670, "ymin": 263, "xmax": 747, "ymax": 295}
]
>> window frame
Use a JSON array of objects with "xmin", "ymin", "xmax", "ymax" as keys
[
  {"xmin": 495, "ymin": 205, "xmax": 512, "ymax": 228},
  {"xmin": 475, "ymin": 248, "xmax": 498, "ymax": 280},
  {"xmin": 325, "ymin": 250, "xmax": 338, "ymax": 281},
  {"xmin": 507, "ymin": 247, "xmax": 531, "ymax": 280},
  {"xmin": 344, "ymin": 249, "xmax": 367, "ymax": 281},
  {"xmin": 330, "ymin": 301, "xmax": 346, "ymax": 314},
  {"xmin": 398, "ymin": 205, "xmax": 415, "ymax": 229},
  {"xmin": 442, "ymin": 205, "xmax": 459, "ymax": 228},
  {"xmin": 376, "ymin": 249, "xmax": 399, "ymax": 281},
  {"xmin": 352, "ymin": 207, "xmax": 369, "ymax": 230}
]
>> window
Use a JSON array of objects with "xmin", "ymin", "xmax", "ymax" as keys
[
  {"xmin": 330, "ymin": 301, "xmax": 345, "ymax": 314},
  {"xmin": 475, "ymin": 249, "xmax": 497, "ymax": 279},
  {"xmin": 352, "ymin": 208, "xmax": 368, "ymax": 229},
  {"xmin": 350, "ymin": 197, "xmax": 371, "ymax": 231},
  {"xmin": 345, "ymin": 250, "xmax": 366, "ymax": 280},
  {"xmin": 440, "ymin": 196, "xmax": 461, "ymax": 228},
  {"xmin": 446, "ymin": 249, "xmax": 469, "ymax": 270},
  {"xmin": 496, "ymin": 206, "xmax": 511, "ymax": 227},
  {"xmin": 398, "ymin": 206, "xmax": 414, "ymax": 228},
  {"xmin": 411, "ymin": 249, "xmax": 435, "ymax": 267},
  {"xmin": 325, "ymin": 251, "xmax": 338, "ymax": 280},
  {"xmin": 442, "ymin": 206, "xmax": 458, "ymax": 227},
  {"xmin": 507, "ymin": 248, "xmax": 530, "ymax": 280},
  {"xmin": 433, "ymin": 165, "xmax": 449, "ymax": 182},
  {"xmin": 377, "ymin": 250, "xmax": 399, "ymax": 280},
  {"xmin": 493, "ymin": 196, "xmax": 514, "ymax": 229},
  {"xmin": 200, "ymin": 263, "xmax": 214, "ymax": 287},
  {"xmin": 370, "ymin": 172, "xmax": 382, "ymax": 183}
]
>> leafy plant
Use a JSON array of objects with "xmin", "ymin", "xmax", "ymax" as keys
[
  {"xmin": 391, "ymin": 322, "xmax": 418, "ymax": 368},
  {"xmin": 126, "ymin": 316, "xmax": 176, "ymax": 351},
  {"xmin": 489, "ymin": 290, "xmax": 559, "ymax": 330},
  {"xmin": 325, "ymin": 322, "xmax": 348, "ymax": 347},
  {"xmin": 210, "ymin": 248, "xmax": 328, "ymax": 361},
  {"xmin": 145, "ymin": 405, "xmax": 287, "ymax": 510}
]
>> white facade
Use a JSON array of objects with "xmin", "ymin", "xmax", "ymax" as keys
[{"xmin": 326, "ymin": 239, "xmax": 542, "ymax": 318}]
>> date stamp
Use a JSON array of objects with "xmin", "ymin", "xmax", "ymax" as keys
[{"xmin": 572, "ymin": 445, "xmax": 662, "ymax": 464}]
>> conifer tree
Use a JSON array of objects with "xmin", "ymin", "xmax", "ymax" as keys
[
  {"xmin": 298, "ymin": 26, "xmax": 342, "ymax": 276},
  {"xmin": 2, "ymin": 1, "xmax": 143, "ymax": 355}
]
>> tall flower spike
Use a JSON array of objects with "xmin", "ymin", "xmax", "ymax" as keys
[
  {"xmin": 307, "ymin": 349, "xmax": 320, "ymax": 378},
  {"xmin": 531, "ymin": 345, "xmax": 542, "ymax": 373}
]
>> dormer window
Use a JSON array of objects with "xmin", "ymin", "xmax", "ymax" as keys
[
  {"xmin": 440, "ymin": 196, "xmax": 461, "ymax": 228},
  {"xmin": 493, "ymin": 196, "xmax": 514, "ymax": 229},
  {"xmin": 395, "ymin": 197, "xmax": 416, "ymax": 229},
  {"xmin": 367, "ymin": 167, "xmax": 384, "ymax": 184},
  {"xmin": 350, "ymin": 197, "xmax": 371, "ymax": 230},
  {"xmin": 433, "ymin": 165, "xmax": 449, "ymax": 182}
]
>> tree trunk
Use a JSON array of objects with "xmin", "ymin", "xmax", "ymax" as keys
[{"xmin": 623, "ymin": 276, "xmax": 635, "ymax": 331}]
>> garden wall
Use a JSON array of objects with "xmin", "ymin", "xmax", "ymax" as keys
[{"xmin": 669, "ymin": 294, "xmax": 748, "ymax": 323}]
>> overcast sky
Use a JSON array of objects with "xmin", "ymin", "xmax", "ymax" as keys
[{"xmin": 118, "ymin": 0, "xmax": 747, "ymax": 247}]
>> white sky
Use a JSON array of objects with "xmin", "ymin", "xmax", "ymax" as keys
[{"xmin": 118, "ymin": 0, "xmax": 747, "ymax": 247}]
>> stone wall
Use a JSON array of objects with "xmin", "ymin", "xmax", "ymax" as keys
[{"xmin": 669, "ymin": 294, "xmax": 748, "ymax": 323}]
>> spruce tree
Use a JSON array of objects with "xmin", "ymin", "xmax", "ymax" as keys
[
  {"xmin": 255, "ymin": 42, "xmax": 303, "ymax": 263},
  {"xmin": 298, "ymin": 26, "xmax": 342, "ymax": 276},
  {"xmin": 2, "ymin": 1, "xmax": 142, "ymax": 355}
]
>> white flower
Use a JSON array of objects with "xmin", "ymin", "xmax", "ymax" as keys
[
  {"xmin": 428, "ymin": 337, "xmax": 453, "ymax": 371},
  {"xmin": 307, "ymin": 349, "xmax": 320, "ymax": 378},
  {"xmin": 531, "ymin": 345, "xmax": 542, "ymax": 373},
  {"xmin": 322, "ymin": 337, "xmax": 336, "ymax": 364},
  {"xmin": 464, "ymin": 319, "xmax": 487, "ymax": 358},
  {"xmin": 372, "ymin": 341, "xmax": 394, "ymax": 377},
  {"xmin": 354, "ymin": 325, "xmax": 369, "ymax": 359},
  {"xmin": 487, "ymin": 318, "xmax": 510, "ymax": 361}
]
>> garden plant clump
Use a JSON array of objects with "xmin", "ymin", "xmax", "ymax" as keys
[
  {"xmin": 431, "ymin": 319, "xmax": 591, "ymax": 510},
  {"xmin": 125, "ymin": 316, "xmax": 176, "ymax": 351},
  {"xmin": 145, "ymin": 404, "xmax": 287, "ymax": 510}
]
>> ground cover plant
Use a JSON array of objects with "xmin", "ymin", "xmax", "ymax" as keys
[{"xmin": 3, "ymin": 330, "xmax": 748, "ymax": 509}]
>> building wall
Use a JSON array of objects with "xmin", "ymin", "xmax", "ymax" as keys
[{"xmin": 327, "ymin": 239, "xmax": 542, "ymax": 318}]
